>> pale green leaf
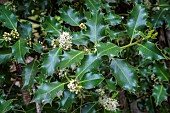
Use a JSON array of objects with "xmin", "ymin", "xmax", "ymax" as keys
[
  {"xmin": 80, "ymin": 72, "xmax": 104, "ymax": 89},
  {"xmin": 0, "ymin": 6, "xmax": 18, "ymax": 29},
  {"xmin": 22, "ymin": 60, "xmax": 39, "ymax": 89},
  {"xmin": 85, "ymin": 0, "xmax": 101, "ymax": 12},
  {"xmin": 110, "ymin": 58, "xmax": 137, "ymax": 91},
  {"xmin": 42, "ymin": 16, "xmax": 61, "ymax": 36},
  {"xmin": 104, "ymin": 12, "xmax": 121, "ymax": 25},
  {"xmin": 32, "ymin": 81, "xmax": 65, "ymax": 105},
  {"xmin": 96, "ymin": 42, "xmax": 122, "ymax": 58},
  {"xmin": 152, "ymin": 84, "xmax": 168, "ymax": 106},
  {"xmin": 127, "ymin": 4, "xmax": 147, "ymax": 38},
  {"xmin": 0, "ymin": 99, "xmax": 13, "ymax": 113},
  {"xmin": 41, "ymin": 48, "xmax": 62, "ymax": 75},
  {"xmin": 137, "ymin": 41, "xmax": 164, "ymax": 60},
  {"xmin": 59, "ymin": 49, "xmax": 84, "ymax": 69},
  {"xmin": 59, "ymin": 7, "xmax": 82, "ymax": 26},
  {"xmin": 12, "ymin": 39, "xmax": 29, "ymax": 64}
]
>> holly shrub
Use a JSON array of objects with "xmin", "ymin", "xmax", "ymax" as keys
[{"xmin": 0, "ymin": 0, "xmax": 170, "ymax": 113}]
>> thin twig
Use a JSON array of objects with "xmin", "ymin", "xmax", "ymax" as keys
[{"xmin": 5, "ymin": 79, "xmax": 16, "ymax": 99}]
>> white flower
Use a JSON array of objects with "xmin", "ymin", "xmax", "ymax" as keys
[
  {"xmin": 3, "ymin": 32, "xmax": 11, "ymax": 41},
  {"xmin": 51, "ymin": 39, "xmax": 58, "ymax": 48},
  {"xmin": 79, "ymin": 23, "xmax": 87, "ymax": 31},
  {"xmin": 67, "ymin": 79, "xmax": 82, "ymax": 94},
  {"xmin": 96, "ymin": 88, "xmax": 105, "ymax": 96},
  {"xmin": 58, "ymin": 32, "xmax": 72, "ymax": 50},
  {"xmin": 99, "ymin": 95, "xmax": 119, "ymax": 111},
  {"xmin": 11, "ymin": 29, "xmax": 19, "ymax": 39}
]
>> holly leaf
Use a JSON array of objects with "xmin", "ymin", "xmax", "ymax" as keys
[
  {"xmin": 0, "ymin": 100, "xmax": 13, "ymax": 113},
  {"xmin": 127, "ymin": 4, "xmax": 147, "ymax": 38},
  {"xmin": 22, "ymin": 59, "xmax": 39, "ymax": 89},
  {"xmin": 152, "ymin": 84, "xmax": 168, "ymax": 106},
  {"xmin": 32, "ymin": 81, "xmax": 65, "ymax": 105},
  {"xmin": 18, "ymin": 21, "xmax": 32, "ymax": 39},
  {"xmin": 59, "ymin": 90, "xmax": 75, "ymax": 110},
  {"xmin": 72, "ymin": 32, "xmax": 89, "ymax": 46},
  {"xmin": 59, "ymin": 7, "xmax": 82, "ymax": 26},
  {"xmin": 41, "ymin": 48, "xmax": 62, "ymax": 75},
  {"xmin": 110, "ymin": 58, "xmax": 138, "ymax": 91},
  {"xmin": 153, "ymin": 62, "xmax": 170, "ymax": 81},
  {"xmin": 12, "ymin": 39, "xmax": 29, "ymax": 64},
  {"xmin": 76, "ymin": 53, "xmax": 101, "ymax": 79},
  {"xmin": 42, "ymin": 16, "xmax": 61, "ymax": 36},
  {"xmin": 96, "ymin": 42, "xmax": 122, "ymax": 58},
  {"xmin": 137, "ymin": 41, "xmax": 164, "ymax": 60},
  {"xmin": 0, "ymin": 48, "xmax": 11, "ymax": 64},
  {"xmin": 80, "ymin": 72, "xmax": 104, "ymax": 89},
  {"xmin": 104, "ymin": 12, "xmax": 121, "ymax": 25},
  {"xmin": 33, "ymin": 43, "xmax": 43, "ymax": 53},
  {"xmin": 82, "ymin": 103, "xmax": 96, "ymax": 113},
  {"xmin": 85, "ymin": 11, "xmax": 105, "ymax": 43},
  {"xmin": 0, "ymin": 6, "xmax": 18, "ymax": 29},
  {"xmin": 85, "ymin": 0, "xmax": 101, "ymax": 12},
  {"xmin": 59, "ymin": 49, "xmax": 84, "ymax": 69}
]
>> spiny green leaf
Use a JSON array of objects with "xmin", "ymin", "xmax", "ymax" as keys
[
  {"xmin": 0, "ymin": 6, "xmax": 18, "ymax": 29},
  {"xmin": 33, "ymin": 43, "xmax": 43, "ymax": 53},
  {"xmin": 85, "ymin": 11, "xmax": 105, "ymax": 43},
  {"xmin": 85, "ymin": 0, "xmax": 101, "ymax": 12},
  {"xmin": 96, "ymin": 42, "xmax": 122, "ymax": 58},
  {"xmin": 59, "ymin": 90, "xmax": 75, "ymax": 110},
  {"xmin": 152, "ymin": 84, "xmax": 168, "ymax": 106},
  {"xmin": 59, "ymin": 49, "xmax": 84, "ymax": 69},
  {"xmin": 104, "ymin": 12, "xmax": 121, "ymax": 25},
  {"xmin": 151, "ymin": 9, "xmax": 166, "ymax": 28},
  {"xmin": 18, "ymin": 21, "xmax": 32, "ymax": 39},
  {"xmin": 0, "ymin": 48, "xmax": 11, "ymax": 64},
  {"xmin": 82, "ymin": 103, "xmax": 96, "ymax": 113},
  {"xmin": 32, "ymin": 81, "xmax": 65, "ymax": 105},
  {"xmin": 80, "ymin": 72, "xmax": 104, "ymax": 89},
  {"xmin": 127, "ymin": 4, "xmax": 147, "ymax": 38},
  {"xmin": 110, "ymin": 58, "xmax": 137, "ymax": 91},
  {"xmin": 12, "ymin": 39, "xmax": 29, "ymax": 64},
  {"xmin": 153, "ymin": 62, "xmax": 170, "ymax": 81},
  {"xmin": 42, "ymin": 16, "xmax": 61, "ymax": 36},
  {"xmin": 76, "ymin": 53, "xmax": 101, "ymax": 79},
  {"xmin": 72, "ymin": 32, "xmax": 89, "ymax": 46},
  {"xmin": 41, "ymin": 48, "xmax": 62, "ymax": 75},
  {"xmin": 137, "ymin": 41, "xmax": 164, "ymax": 60},
  {"xmin": 59, "ymin": 7, "xmax": 82, "ymax": 26},
  {"xmin": 0, "ymin": 99, "xmax": 13, "ymax": 113},
  {"xmin": 106, "ymin": 78, "xmax": 116, "ymax": 91},
  {"xmin": 22, "ymin": 59, "xmax": 39, "ymax": 89}
]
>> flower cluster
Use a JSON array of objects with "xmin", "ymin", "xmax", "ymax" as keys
[
  {"xmin": 67, "ymin": 79, "xmax": 82, "ymax": 94},
  {"xmin": 58, "ymin": 68, "xmax": 68, "ymax": 78},
  {"xmin": 51, "ymin": 39, "xmax": 58, "ymax": 48},
  {"xmin": 58, "ymin": 32, "xmax": 72, "ymax": 50},
  {"xmin": 96, "ymin": 88, "xmax": 119, "ymax": 111},
  {"xmin": 3, "ymin": 29, "xmax": 19, "ymax": 41},
  {"xmin": 79, "ymin": 23, "xmax": 87, "ymax": 31},
  {"xmin": 99, "ymin": 95, "xmax": 119, "ymax": 111}
]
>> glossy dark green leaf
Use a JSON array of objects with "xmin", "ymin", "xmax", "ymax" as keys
[
  {"xmin": 41, "ymin": 48, "xmax": 62, "ymax": 75},
  {"xmin": 0, "ymin": 49, "xmax": 11, "ymax": 64},
  {"xmin": 60, "ymin": 90, "xmax": 75, "ymax": 110},
  {"xmin": 33, "ymin": 43, "xmax": 43, "ymax": 53},
  {"xmin": 127, "ymin": 4, "xmax": 147, "ymax": 38},
  {"xmin": 72, "ymin": 32, "xmax": 89, "ymax": 46},
  {"xmin": 0, "ymin": 99, "xmax": 13, "ymax": 113},
  {"xmin": 152, "ymin": 84, "xmax": 168, "ymax": 106},
  {"xmin": 12, "ymin": 39, "xmax": 29, "ymax": 64},
  {"xmin": 137, "ymin": 41, "xmax": 164, "ymax": 60},
  {"xmin": 104, "ymin": 12, "xmax": 121, "ymax": 25},
  {"xmin": 106, "ymin": 78, "xmax": 116, "ymax": 91},
  {"xmin": 82, "ymin": 103, "xmax": 96, "ymax": 113},
  {"xmin": 59, "ymin": 49, "xmax": 84, "ymax": 69},
  {"xmin": 85, "ymin": 0, "xmax": 101, "ymax": 12},
  {"xmin": 22, "ymin": 60, "xmax": 39, "ymax": 89},
  {"xmin": 153, "ymin": 62, "xmax": 170, "ymax": 81},
  {"xmin": 42, "ymin": 16, "xmax": 61, "ymax": 36},
  {"xmin": 59, "ymin": 7, "xmax": 82, "ymax": 26},
  {"xmin": 0, "ymin": 6, "xmax": 18, "ymax": 29},
  {"xmin": 85, "ymin": 11, "xmax": 105, "ymax": 43},
  {"xmin": 18, "ymin": 21, "xmax": 32, "ymax": 39},
  {"xmin": 80, "ymin": 72, "xmax": 104, "ymax": 89},
  {"xmin": 76, "ymin": 53, "xmax": 101, "ymax": 79},
  {"xmin": 96, "ymin": 42, "xmax": 122, "ymax": 58},
  {"xmin": 110, "ymin": 58, "xmax": 137, "ymax": 91},
  {"xmin": 32, "ymin": 81, "xmax": 65, "ymax": 105}
]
